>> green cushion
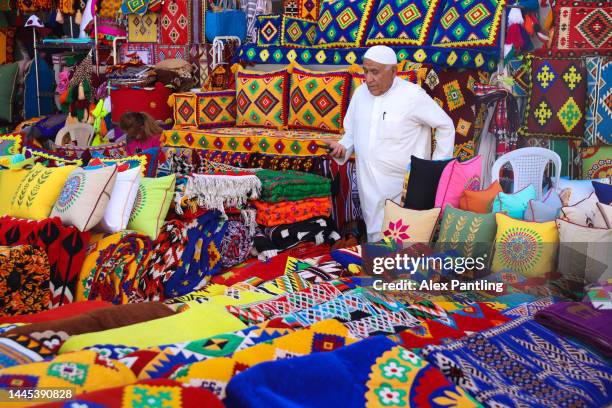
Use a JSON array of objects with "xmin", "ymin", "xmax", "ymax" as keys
[
  {"xmin": 127, "ymin": 175, "xmax": 176, "ymax": 239},
  {"xmin": 0, "ymin": 62, "xmax": 17, "ymax": 122},
  {"xmin": 435, "ymin": 205, "xmax": 497, "ymax": 264}
]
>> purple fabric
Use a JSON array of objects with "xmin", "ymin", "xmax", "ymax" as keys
[{"xmin": 535, "ymin": 302, "xmax": 612, "ymax": 358}]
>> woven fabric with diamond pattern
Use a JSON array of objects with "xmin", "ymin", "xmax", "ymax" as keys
[
  {"xmin": 236, "ymin": 68, "xmax": 289, "ymax": 129},
  {"xmin": 160, "ymin": 0, "xmax": 191, "ymax": 45}
]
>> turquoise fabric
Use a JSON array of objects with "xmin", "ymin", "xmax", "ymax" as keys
[{"xmin": 491, "ymin": 184, "xmax": 537, "ymax": 219}]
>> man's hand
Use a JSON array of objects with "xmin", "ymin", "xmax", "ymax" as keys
[{"xmin": 325, "ymin": 140, "xmax": 347, "ymax": 159}]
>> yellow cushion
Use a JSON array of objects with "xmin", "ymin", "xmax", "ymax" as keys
[
  {"xmin": 492, "ymin": 212, "xmax": 559, "ymax": 278},
  {"xmin": 381, "ymin": 200, "xmax": 440, "ymax": 244},
  {"xmin": 0, "ymin": 168, "xmax": 30, "ymax": 215},
  {"xmin": 235, "ymin": 66, "xmax": 289, "ymax": 129},
  {"xmin": 9, "ymin": 163, "xmax": 77, "ymax": 220}
]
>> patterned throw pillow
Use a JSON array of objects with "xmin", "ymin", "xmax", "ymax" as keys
[
  {"xmin": 197, "ymin": 91, "xmax": 237, "ymax": 129},
  {"xmin": 436, "ymin": 205, "xmax": 497, "ymax": 260},
  {"xmin": 524, "ymin": 190, "xmax": 563, "ymax": 222},
  {"xmin": 298, "ymin": 0, "xmax": 322, "ymax": 20},
  {"xmin": 434, "ymin": 155, "xmax": 482, "ymax": 212},
  {"xmin": 235, "ymin": 67, "xmax": 289, "ymax": 129},
  {"xmin": 491, "ymin": 213, "xmax": 559, "ymax": 277},
  {"xmin": 548, "ymin": 0, "xmax": 612, "ymax": 58},
  {"xmin": 281, "ymin": 16, "xmax": 318, "ymax": 47},
  {"xmin": 403, "ymin": 156, "xmax": 454, "ymax": 210},
  {"xmin": 560, "ymin": 192, "xmax": 608, "ymax": 228},
  {"xmin": 382, "ymin": 200, "xmax": 441, "ymax": 244},
  {"xmin": 518, "ymin": 56, "xmax": 587, "ymax": 139},
  {"xmin": 171, "ymin": 93, "xmax": 198, "ymax": 128},
  {"xmin": 257, "ymin": 15, "xmax": 283, "ymax": 46},
  {"xmin": 365, "ymin": 0, "xmax": 440, "ymax": 46},
  {"xmin": 0, "ymin": 134, "xmax": 21, "ymax": 155},
  {"xmin": 96, "ymin": 166, "xmax": 142, "ymax": 234},
  {"xmin": 288, "ymin": 64, "xmax": 350, "ymax": 133},
  {"xmin": 491, "ymin": 184, "xmax": 537, "ymax": 219},
  {"xmin": 9, "ymin": 163, "xmax": 77, "ymax": 220},
  {"xmin": 585, "ymin": 57, "xmax": 612, "ymax": 146},
  {"xmin": 51, "ymin": 166, "xmax": 118, "ymax": 232},
  {"xmin": 458, "ymin": 180, "xmax": 502, "ymax": 213},
  {"xmin": 581, "ymin": 144, "xmax": 611, "ymax": 180},
  {"xmin": 127, "ymin": 174, "xmax": 176, "ymax": 239},
  {"xmin": 313, "ymin": 0, "xmax": 376, "ymax": 47},
  {"xmin": 430, "ymin": 0, "xmax": 504, "ymax": 48},
  {"xmin": 0, "ymin": 166, "xmax": 31, "ymax": 215}
]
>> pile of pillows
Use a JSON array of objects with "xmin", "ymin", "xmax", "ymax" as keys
[
  {"xmin": 0, "ymin": 153, "xmax": 176, "ymax": 239},
  {"xmin": 385, "ymin": 155, "xmax": 612, "ymax": 282}
]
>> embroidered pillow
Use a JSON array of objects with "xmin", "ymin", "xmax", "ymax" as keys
[
  {"xmin": 127, "ymin": 174, "xmax": 176, "ymax": 239},
  {"xmin": 458, "ymin": 180, "xmax": 502, "ymax": 213},
  {"xmin": 556, "ymin": 219, "xmax": 612, "ymax": 285},
  {"xmin": 549, "ymin": 1, "xmax": 612, "ymax": 58},
  {"xmin": 524, "ymin": 190, "xmax": 563, "ymax": 222},
  {"xmin": 403, "ymin": 156, "xmax": 454, "ymax": 210},
  {"xmin": 96, "ymin": 166, "xmax": 142, "ymax": 234},
  {"xmin": 492, "ymin": 213, "xmax": 559, "ymax": 278},
  {"xmin": 10, "ymin": 163, "xmax": 77, "ymax": 220},
  {"xmin": 366, "ymin": 0, "xmax": 440, "ymax": 46},
  {"xmin": 171, "ymin": 93, "xmax": 198, "ymax": 128},
  {"xmin": 581, "ymin": 146, "xmax": 612, "ymax": 179},
  {"xmin": 236, "ymin": 67, "xmax": 289, "ymax": 129},
  {"xmin": 288, "ymin": 64, "xmax": 350, "ymax": 133},
  {"xmin": 491, "ymin": 185, "xmax": 537, "ymax": 219},
  {"xmin": 434, "ymin": 155, "xmax": 482, "ymax": 211},
  {"xmin": 585, "ymin": 57, "xmax": 611, "ymax": 146},
  {"xmin": 196, "ymin": 91, "xmax": 237, "ymax": 129},
  {"xmin": 593, "ymin": 181, "xmax": 612, "ymax": 204},
  {"xmin": 257, "ymin": 15, "xmax": 282, "ymax": 46},
  {"xmin": 436, "ymin": 205, "xmax": 497, "ymax": 261},
  {"xmin": 0, "ymin": 167, "xmax": 31, "ymax": 215},
  {"xmin": 560, "ymin": 192, "xmax": 608, "ymax": 228},
  {"xmin": 518, "ymin": 56, "xmax": 587, "ymax": 139},
  {"xmin": 382, "ymin": 200, "xmax": 440, "ymax": 244},
  {"xmin": 51, "ymin": 166, "xmax": 118, "ymax": 232},
  {"xmin": 0, "ymin": 134, "xmax": 21, "ymax": 155},
  {"xmin": 313, "ymin": 0, "xmax": 376, "ymax": 47},
  {"xmin": 281, "ymin": 16, "xmax": 317, "ymax": 47},
  {"xmin": 559, "ymin": 177, "xmax": 611, "ymax": 206}
]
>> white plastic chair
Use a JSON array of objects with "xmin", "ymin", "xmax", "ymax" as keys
[
  {"xmin": 54, "ymin": 123, "xmax": 95, "ymax": 147},
  {"xmin": 491, "ymin": 147, "xmax": 562, "ymax": 200}
]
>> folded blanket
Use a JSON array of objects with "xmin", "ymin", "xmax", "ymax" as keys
[
  {"xmin": 535, "ymin": 301, "xmax": 612, "ymax": 358},
  {"xmin": 0, "ymin": 216, "xmax": 90, "ymax": 307},
  {"xmin": 0, "ymin": 245, "xmax": 50, "ymax": 316},
  {"xmin": 33, "ymin": 379, "xmax": 223, "ymax": 408},
  {"xmin": 253, "ymin": 217, "xmax": 340, "ymax": 259},
  {"xmin": 0, "ymin": 301, "xmax": 111, "ymax": 324},
  {"xmin": 423, "ymin": 316, "xmax": 612, "ymax": 407},
  {"xmin": 59, "ymin": 303, "xmax": 246, "ymax": 353},
  {"xmin": 170, "ymin": 319, "xmax": 358, "ymax": 399},
  {"xmin": 3, "ymin": 302, "xmax": 175, "ymax": 354},
  {"xmin": 225, "ymin": 336, "xmax": 479, "ymax": 408},
  {"xmin": 0, "ymin": 350, "xmax": 136, "ymax": 403},
  {"xmin": 0, "ymin": 334, "xmax": 53, "ymax": 369},
  {"xmin": 253, "ymin": 197, "xmax": 332, "ymax": 227},
  {"xmin": 256, "ymin": 169, "xmax": 331, "ymax": 203},
  {"xmin": 77, "ymin": 231, "xmax": 153, "ymax": 304}
]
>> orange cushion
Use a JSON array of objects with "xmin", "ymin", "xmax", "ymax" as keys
[{"xmin": 458, "ymin": 181, "xmax": 503, "ymax": 213}]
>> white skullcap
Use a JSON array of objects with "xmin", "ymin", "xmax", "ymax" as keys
[{"xmin": 363, "ymin": 46, "xmax": 397, "ymax": 65}]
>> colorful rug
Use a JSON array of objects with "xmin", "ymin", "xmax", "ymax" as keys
[
  {"xmin": 253, "ymin": 197, "xmax": 333, "ymax": 227},
  {"xmin": 585, "ymin": 56, "xmax": 612, "ymax": 146},
  {"xmin": 127, "ymin": 13, "xmax": 159, "ymax": 43},
  {"xmin": 256, "ymin": 169, "xmax": 331, "ymax": 203},
  {"xmin": 160, "ymin": 0, "xmax": 191, "ymax": 45}
]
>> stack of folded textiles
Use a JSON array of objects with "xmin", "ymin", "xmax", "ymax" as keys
[{"xmin": 251, "ymin": 170, "xmax": 340, "ymax": 259}]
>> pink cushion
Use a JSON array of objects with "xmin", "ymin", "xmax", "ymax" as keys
[{"xmin": 435, "ymin": 155, "xmax": 483, "ymax": 211}]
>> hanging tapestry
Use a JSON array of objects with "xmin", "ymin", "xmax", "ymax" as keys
[
  {"xmin": 585, "ymin": 56, "xmax": 612, "ymax": 146},
  {"xmin": 0, "ymin": 28, "xmax": 15, "ymax": 65},
  {"xmin": 128, "ymin": 13, "xmax": 159, "ymax": 43},
  {"xmin": 257, "ymin": 14, "xmax": 282, "ymax": 46},
  {"xmin": 430, "ymin": 0, "xmax": 504, "ymax": 48},
  {"xmin": 581, "ymin": 145, "xmax": 612, "ymax": 178},
  {"xmin": 284, "ymin": 0, "xmax": 299, "ymax": 15},
  {"xmin": 17, "ymin": 0, "xmax": 53, "ymax": 11},
  {"xmin": 0, "ymin": 245, "xmax": 50, "ymax": 317},
  {"xmin": 97, "ymin": 0, "xmax": 123, "ymax": 18},
  {"xmin": 365, "ymin": 0, "xmax": 440, "ymax": 46},
  {"xmin": 423, "ymin": 317, "xmax": 612, "ymax": 407},
  {"xmin": 154, "ymin": 45, "xmax": 189, "ymax": 63},
  {"xmin": 322, "ymin": 157, "xmax": 363, "ymax": 233},
  {"xmin": 120, "ymin": 43, "xmax": 155, "ymax": 65},
  {"xmin": 314, "ymin": 0, "xmax": 376, "ymax": 47},
  {"xmin": 423, "ymin": 68, "xmax": 488, "ymax": 160},
  {"xmin": 191, "ymin": 0, "xmax": 207, "ymax": 43},
  {"xmin": 519, "ymin": 56, "xmax": 587, "ymax": 139},
  {"xmin": 281, "ymin": 16, "xmax": 317, "ymax": 47},
  {"xmin": 0, "ymin": 217, "xmax": 90, "ymax": 308},
  {"xmin": 189, "ymin": 44, "xmax": 212, "ymax": 88},
  {"xmin": 160, "ymin": 0, "xmax": 191, "ymax": 45},
  {"xmin": 548, "ymin": 0, "xmax": 612, "ymax": 57}
]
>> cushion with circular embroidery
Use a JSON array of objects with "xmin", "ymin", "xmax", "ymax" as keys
[{"xmin": 491, "ymin": 212, "xmax": 559, "ymax": 278}]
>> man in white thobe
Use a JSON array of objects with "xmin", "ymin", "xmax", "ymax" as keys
[{"xmin": 327, "ymin": 46, "xmax": 455, "ymax": 242}]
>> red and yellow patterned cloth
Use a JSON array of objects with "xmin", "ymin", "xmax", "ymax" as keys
[{"xmin": 252, "ymin": 197, "xmax": 333, "ymax": 227}]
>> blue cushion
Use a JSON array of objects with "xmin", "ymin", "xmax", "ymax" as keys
[
  {"xmin": 313, "ymin": 0, "xmax": 375, "ymax": 47},
  {"xmin": 281, "ymin": 16, "xmax": 317, "ymax": 47},
  {"xmin": 491, "ymin": 184, "xmax": 537, "ymax": 219},
  {"xmin": 257, "ymin": 14, "xmax": 282, "ymax": 46},
  {"xmin": 524, "ymin": 190, "xmax": 562, "ymax": 222},
  {"xmin": 593, "ymin": 181, "xmax": 612, "ymax": 204}
]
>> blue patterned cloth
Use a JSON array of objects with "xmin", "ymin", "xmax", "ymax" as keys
[
  {"xmin": 423, "ymin": 316, "xmax": 612, "ymax": 407},
  {"xmin": 585, "ymin": 56, "xmax": 612, "ymax": 146},
  {"xmin": 257, "ymin": 14, "xmax": 282, "ymax": 46},
  {"xmin": 282, "ymin": 16, "xmax": 317, "ymax": 47},
  {"xmin": 314, "ymin": 0, "xmax": 375, "ymax": 47},
  {"xmin": 366, "ymin": 0, "xmax": 441, "ymax": 46}
]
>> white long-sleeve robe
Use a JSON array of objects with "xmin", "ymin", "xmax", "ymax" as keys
[{"xmin": 337, "ymin": 77, "xmax": 455, "ymax": 242}]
